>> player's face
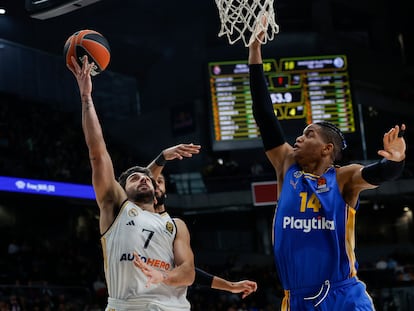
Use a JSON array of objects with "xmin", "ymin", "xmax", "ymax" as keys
[
  {"xmin": 293, "ymin": 124, "xmax": 326, "ymax": 163},
  {"xmin": 156, "ymin": 175, "xmax": 166, "ymax": 195},
  {"xmin": 125, "ymin": 172, "xmax": 155, "ymax": 199},
  {"xmin": 155, "ymin": 175, "xmax": 167, "ymax": 207}
]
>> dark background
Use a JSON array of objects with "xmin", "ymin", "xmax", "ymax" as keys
[
  {"xmin": 0, "ymin": 1, "xmax": 413, "ymax": 310},
  {"xmin": 1, "ymin": 0, "xmax": 413, "ymax": 174}
]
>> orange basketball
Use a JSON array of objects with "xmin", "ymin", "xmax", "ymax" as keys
[{"xmin": 64, "ymin": 29, "xmax": 111, "ymax": 76}]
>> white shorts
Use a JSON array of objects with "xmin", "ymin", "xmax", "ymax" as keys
[{"xmin": 105, "ymin": 297, "xmax": 190, "ymax": 311}]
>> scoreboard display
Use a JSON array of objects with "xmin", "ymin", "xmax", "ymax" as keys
[{"xmin": 208, "ymin": 55, "xmax": 356, "ymax": 151}]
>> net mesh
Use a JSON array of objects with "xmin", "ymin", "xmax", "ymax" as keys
[{"xmin": 215, "ymin": 0, "xmax": 279, "ymax": 47}]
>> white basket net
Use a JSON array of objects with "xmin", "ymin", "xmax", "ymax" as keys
[{"xmin": 215, "ymin": 0, "xmax": 279, "ymax": 47}]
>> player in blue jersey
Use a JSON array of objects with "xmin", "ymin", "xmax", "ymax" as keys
[{"xmin": 248, "ymin": 30, "xmax": 406, "ymax": 310}]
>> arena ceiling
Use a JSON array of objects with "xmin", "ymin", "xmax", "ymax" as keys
[{"xmin": 1, "ymin": 0, "xmax": 412, "ymax": 80}]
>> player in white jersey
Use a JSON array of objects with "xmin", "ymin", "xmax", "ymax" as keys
[
  {"xmin": 68, "ymin": 56, "xmax": 200, "ymax": 311},
  {"xmin": 102, "ymin": 198, "xmax": 190, "ymax": 309},
  {"xmin": 143, "ymin": 145, "xmax": 258, "ymax": 299}
]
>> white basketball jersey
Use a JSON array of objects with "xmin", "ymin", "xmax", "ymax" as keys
[{"xmin": 101, "ymin": 200, "xmax": 190, "ymax": 310}]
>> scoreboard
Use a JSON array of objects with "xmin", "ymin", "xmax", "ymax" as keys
[{"xmin": 208, "ymin": 55, "xmax": 356, "ymax": 151}]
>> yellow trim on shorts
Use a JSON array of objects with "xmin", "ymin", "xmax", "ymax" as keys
[
  {"xmin": 345, "ymin": 206, "xmax": 357, "ymax": 277},
  {"xmin": 282, "ymin": 290, "xmax": 290, "ymax": 311}
]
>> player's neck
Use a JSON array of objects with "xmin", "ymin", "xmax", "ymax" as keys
[
  {"xmin": 301, "ymin": 161, "xmax": 333, "ymax": 176},
  {"xmin": 154, "ymin": 204, "xmax": 166, "ymax": 213},
  {"xmin": 136, "ymin": 201, "xmax": 155, "ymax": 213}
]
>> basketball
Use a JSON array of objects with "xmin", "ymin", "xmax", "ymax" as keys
[{"xmin": 64, "ymin": 29, "xmax": 111, "ymax": 76}]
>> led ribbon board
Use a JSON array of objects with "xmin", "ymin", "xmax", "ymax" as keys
[{"xmin": 0, "ymin": 176, "xmax": 95, "ymax": 200}]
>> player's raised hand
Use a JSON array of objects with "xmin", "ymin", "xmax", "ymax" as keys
[
  {"xmin": 68, "ymin": 55, "xmax": 94, "ymax": 97},
  {"xmin": 162, "ymin": 143, "xmax": 201, "ymax": 161},
  {"xmin": 377, "ymin": 124, "xmax": 406, "ymax": 162}
]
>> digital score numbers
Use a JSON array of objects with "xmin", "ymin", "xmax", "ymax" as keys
[{"xmin": 208, "ymin": 55, "xmax": 356, "ymax": 151}]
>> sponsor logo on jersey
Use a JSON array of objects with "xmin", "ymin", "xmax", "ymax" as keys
[
  {"xmin": 293, "ymin": 170, "xmax": 303, "ymax": 178},
  {"xmin": 283, "ymin": 216, "xmax": 335, "ymax": 233},
  {"xmin": 316, "ymin": 176, "xmax": 329, "ymax": 193},
  {"xmin": 290, "ymin": 179, "xmax": 299, "ymax": 190},
  {"xmin": 120, "ymin": 253, "xmax": 171, "ymax": 270},
  {"xmin": 126, "ymin": 220, "xmax": 135, "ymax": 226},
  {"xmin": 165, "ymin": 221, "xmax": 174, "ymax": 234},
  {"xmin": 290, "ymin": 171, "xmax": 302, "ymax": 189}
]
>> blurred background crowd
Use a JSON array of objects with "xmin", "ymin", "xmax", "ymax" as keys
[
  {"xmin": 0, "ymin": 93, "xmax": 413, "ymax": 311},
  {"xmin": 1, "ymin": 0, "xmax": 414, "ymax": 309}
]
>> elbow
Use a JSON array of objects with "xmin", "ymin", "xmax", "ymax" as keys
[
  {"xmin": 87, "ymin": 144, "xmax": 108, "ymax": 160},
  {"xmin": 186, "ymin": 267, "xmax": 196, "ymax": 286}
]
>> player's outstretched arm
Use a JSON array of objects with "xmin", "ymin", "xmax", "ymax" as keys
[
  {"xmin": 68, "ymin": 55, "xmax": 125, "ymax": 233},
  {"xmin": 195, "ymin": 268, "xmax": 257, "ymax": 299},
  {"xmin": 212, "ymin": 277, "xmax": 258, "ymax": 299},
  {"xmin": 248, "ymin": 32, "xmax": 293, "ymax": 174},
  {"xmin": 147, "ymin": 143, "xmax": 201, "ymax": 178}
]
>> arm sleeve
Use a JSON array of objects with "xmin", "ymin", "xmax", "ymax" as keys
[
  {"xmin": 194, "ymin": 267, "xmax": 214, "ymax": 287},
  {"xmin": 249, "ymin": 64, "xmax": 286, "ymax": 151},
  {"xmin": 361, "ymin": 158, "xmax": 405, "ymax": 186}
]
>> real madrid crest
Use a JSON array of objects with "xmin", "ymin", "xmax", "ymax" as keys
[{"xmin": 128, "ymin": 208, "xmax": 139, "ymax": 217}]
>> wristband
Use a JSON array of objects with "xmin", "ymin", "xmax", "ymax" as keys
[
  {"xmin": 155, "ymin": 152, "xmax": 167, "ymax": 166},
  {"xmin": 195, "ymin": 268, "xmax": 214, "ymax": 287}
]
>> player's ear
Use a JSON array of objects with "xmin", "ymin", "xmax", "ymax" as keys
[{"xmin": 322, "ymin": 143, "xmax": 334, "ymax": 155}]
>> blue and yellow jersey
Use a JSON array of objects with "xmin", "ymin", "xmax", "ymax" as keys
[{"xmin": 273, "ymin": 164, "xmax": 358, "ymax": 291}]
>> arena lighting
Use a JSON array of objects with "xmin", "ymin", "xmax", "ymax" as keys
[
  {"xmin": 0, "ymin": 176, "xmax": 95, "ymax": 200},
  {"xmin": 0, "ymin": 8, "xmax": 6, "ymax": 14},
  {"xmin": 25, "ymin": 0, "xmax": 102, "ymax": 20}
]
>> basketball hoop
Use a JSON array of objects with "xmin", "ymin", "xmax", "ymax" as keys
[{"xmin": 215, "ymin": 0, "xmax": 279, "ymax": 47}]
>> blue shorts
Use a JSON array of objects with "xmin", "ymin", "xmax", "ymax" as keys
[{"xmin": 282, "ymin": 277, "xmax": 375, "ymax": 310}]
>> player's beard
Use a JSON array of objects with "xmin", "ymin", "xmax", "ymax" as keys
[
  {"xmin": 155, "ymin": 192, "xmax": 166, "ymax": 207},
  {"xmin": 129, "ymin": 189, "xmax": 155, "ymax": 205}
]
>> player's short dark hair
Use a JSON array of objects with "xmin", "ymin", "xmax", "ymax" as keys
[
  {"xmin": 316, "ymin": 121, "xmax": 347, "ymax": 161},
  {"xmin": 118, "ymin": 166, "xmax": 156, "ymax": 190}
]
